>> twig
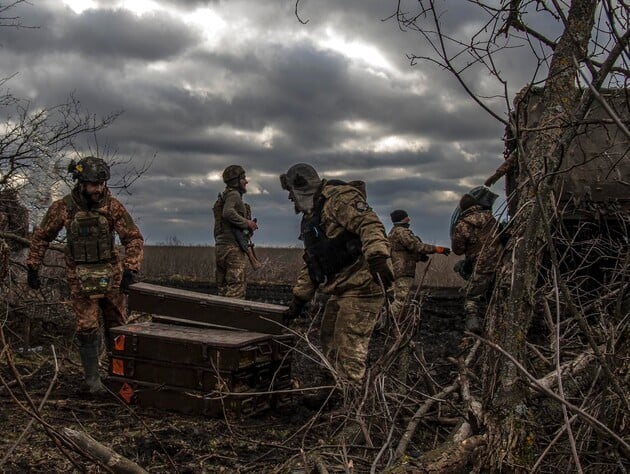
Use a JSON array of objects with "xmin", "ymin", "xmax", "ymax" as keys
[
  {"xmin": 550, "ymin": 268, "xmax": 583, "ymax": 473},
  {"xmin": 0, "ymin": 345, "xmax": 59, "ymax": 466},
  {"xmin": 474, "ymin": 334, "xmax": 630, "ymax": 457}
]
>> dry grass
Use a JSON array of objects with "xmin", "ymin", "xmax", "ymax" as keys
[{"xmin": 142, "ymin": 245, "xmax": 464, "ymax": 287}]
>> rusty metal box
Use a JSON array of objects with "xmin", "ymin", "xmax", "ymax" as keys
[
  {"xmin": 127, "ymin": 282, "xmax": 288, "ymax": 334},
  {"xmin": 109, "ymin": 322, "xmax": 291, "ymax": 371},
  {"xmin": 106, "ymin": 376, "xmax": 278, "ymax": 418}
]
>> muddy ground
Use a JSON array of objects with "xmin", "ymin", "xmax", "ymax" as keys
[{"xmin": 0, "ymin": 285, "xmax": 465, "ymax": 473}]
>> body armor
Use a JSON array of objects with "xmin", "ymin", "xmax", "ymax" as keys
[
  {"xmin": 300, "ymin": 184, "xmax": 362, "ymax": 285},
  {"xmin": 64, "ymin": 195, "xmax": 115, "ymax": 297}
]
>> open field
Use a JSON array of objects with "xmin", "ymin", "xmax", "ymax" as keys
[{"xmin": 142, "ymin": 245, "xmax": 464, "ymax": 288}]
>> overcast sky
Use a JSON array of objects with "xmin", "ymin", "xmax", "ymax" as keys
[{"xmin": 1, "ymin": 0, "xmax": 528, "ymax": 246}]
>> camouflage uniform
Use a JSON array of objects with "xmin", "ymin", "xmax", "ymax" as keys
[
  {"xmin": 451, "ymin": 205, "xmax": 502, "ymax": 329},
  {"xmin": 388, "ymin": 224, "xmax": 444, "ymax": 317},
  {"xmin": 291, "ymin": 180, "xmax": 392, "ymax": 382},
  {"xmin": 214, "ymin": 187, "xmax": 252, "ymax": 298},
  {"xmin": 27, "ymin": 186, "xmax": 144, "ymax": 334}
]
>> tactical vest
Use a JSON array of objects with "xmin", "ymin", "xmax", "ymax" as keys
[
  {"xmin": 64, "ymin": 195, "xmax": 114, "ymax": 263},
  {"xmin": 213, "ymin": 190, "xmax": 251, "ymax": 242},
  {"xmin": 300, "ymin": 181, "xmax": 363, "ymax": 285},
  {"xmin": 63, "ymin": 195, "xmax": 115, "ymax": 298},
  {"xmin": 212, "ymin": 192, "xmax": 225, "ymax": 238}
]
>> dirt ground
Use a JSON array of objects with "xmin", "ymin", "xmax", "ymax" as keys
[{"xmin": 0, "ymin": 286, "xmax": 465, "ymax": 473}]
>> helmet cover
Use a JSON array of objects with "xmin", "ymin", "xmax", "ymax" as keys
[
  {"xmin": 222, "ymin": 165, "xmax": 246, "ymax": 184},
  {"xmin": 69, "ymin": 156, "xmax": 111, "ymax": 183}
]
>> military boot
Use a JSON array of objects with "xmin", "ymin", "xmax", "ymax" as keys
[
  {"xmin": 464, "ymin": 299, "xmax": 482, "ymax": 334},
  {"xmin": 301, "ymin": 371, "xmax": 342, "ymax": 411},
  {"xmin": 76, "ymin": 332, "xmax": 108, "ymax": 396}
]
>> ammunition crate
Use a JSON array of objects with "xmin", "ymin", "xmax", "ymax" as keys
[
  {"xmin": 108, "ymin": 355, "xmax": 292, "ymax": 393},
  {"xmin": 106, "ymin": 376, "xmax": 279, "ymax": 418},
  {"xmin": 128, "ymin": 282, "xmax": 287, "ymax": 334},
  {"xmin": 109, "ymin": 322, "xmax": 293, "ymax": 371}
]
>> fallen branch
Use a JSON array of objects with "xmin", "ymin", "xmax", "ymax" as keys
[
  {"xmin": 0, "ymin": 357, "xmax": 49, "ymax": 394},
  {"xmin": 61, "ymin": 428, "xmax": 149, "ymax": 474},
  {"xmin": 0, "ymin": 345, "xmax": 59, "ymax": 467},
  {"xmin": 475, "ymin": 334, "xmax": 630, "ymax": 457}
]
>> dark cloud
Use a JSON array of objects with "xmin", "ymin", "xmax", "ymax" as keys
[
  {"xmin": 0, "ymin": 0, "xmax": 520, "ymax": 246},
  {"xmin": 2, "ymin": 1, "xmax": 200, "ymax": 61}
]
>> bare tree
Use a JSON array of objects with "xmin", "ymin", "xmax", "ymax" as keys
[{"xmin": 387, "ymin": 1, "xmax": 630, "ymax": 471}]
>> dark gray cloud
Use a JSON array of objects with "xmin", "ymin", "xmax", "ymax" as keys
[
  {"xmin": 0, "ymin": 0, "xmax": 524, "ymax": 246},
  {"xmin": 2, "ymin": 1, "xmax": 200, "ymax": 61}
]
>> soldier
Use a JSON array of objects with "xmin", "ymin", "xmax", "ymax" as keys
[
  {"xmin": 387, "ymin": 209, "xmax": 451, "ymax": 318},
  {"xmin": 213, "ymin": 165, "xmax": 258, "ymax": 299},
  {"xmin": 451, "ymin": 187, "xmax": 503, "ymax": 333},
  {"xmin": 281, "ymin": 163, "xmax": 394, "ymax": 385},
  {"xmin": 26, "ymin": 156, "xmax": 144, "ymax": 395}
]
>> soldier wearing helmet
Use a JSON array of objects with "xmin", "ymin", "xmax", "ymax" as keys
[
  {"xmin": 213, "ymin": 164, "xmax": 258, "ymax": 298},
  {"xmin": 386, "ymin": 209, "xmax": 451, "ymax": 321},
  {"xmin": 451, "ymin": 186, "xmax": 503, "ymax": 333},
  {"xmin": 280, "ymin": 163, "xmax": 394, "ymax": 387},
  {"xmin": 26, "ymin": 156, "xmax": 144, "ymax": 395}
]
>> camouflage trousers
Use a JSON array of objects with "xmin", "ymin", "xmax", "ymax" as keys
[
  {"xmin": 388, "ymin": 276, "xmax": 415, "ymax": 318},
  {"xmin": 463, "ymin": 271, "xmax": 495, "ymax": 320},
  {"xmin": 67, "ymin": 264, "xmax": 127, "ymax": 337},
  {"xmin": 215, "ymin": 244, "xmax": 247, "ymax": 299},
  {"xmin": 320, "ymin": 293, "xmax": 384, "ymax": 383}
]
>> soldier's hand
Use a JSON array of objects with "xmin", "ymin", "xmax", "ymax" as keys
[
  {"xmin": 284, "ymin": 296, "xmax": 308, "ymax": 322},
  {"xmin": 247, "ymin": 219, "xmax": 258, "ymax": 232},
  {"xmin": 368, "ymin": 255, "xmax": 394, "ymax": 290},
  {"xmin": 27, "ymin": 266, "xmax": 41, "ymax": 290},
  {"xmin": 120, "ymin": 269, "xmax": 138, "ymax": 293},
  {"xmin": 435, "ymin": 246, "xmax": 451, "ymax": 256}
]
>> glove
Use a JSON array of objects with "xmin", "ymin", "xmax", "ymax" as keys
[
  {"xmin": 27, "ymin": 266, "xmax": 41, "ymax": 290},
  {"xmin": 435, "ymin": 246, "xmax": 451, "ymax": 256},
  {"xmin": 368, "ymin": 256, "xmax": 394, "ymax": 290},
  {"xmin": 419, "ymin": 254, "xmax": 430, "ymax": 262},
  {"xmin": 120, "ymin": 269, "xmax": 138, "ymax": 293},
  {"xmin": 284, "ymin": 296, "xmax": 308, "ymax": 321}
]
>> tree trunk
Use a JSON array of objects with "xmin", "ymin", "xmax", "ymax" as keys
[{"xmin": 481, "ymin": 1, "xmax": 598, "ymax": 470}]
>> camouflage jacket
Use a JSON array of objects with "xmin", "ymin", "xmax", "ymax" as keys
[
  {"xmin": 213, "ymin": 187, "xmax": 252, "ymax": 247},
  {"xmin": 451, "ymin": 205, "xmax": 502, "ymax": 275},
  {"xmin": 293, "ymin": 180, "xmax": 392, "ymax": 300},
  {"xmin": 27, "ymin": 186, "xmax": 144, "ymax": 272},
  {"xmin": 388, "ymin": 224, "xmax": 439, "ymax": 278}
]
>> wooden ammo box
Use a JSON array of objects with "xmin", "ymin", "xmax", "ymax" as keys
[
  {"xmin": 109, "ymin": 322, "xmax": 286, "ymax": 371},
  {"xmin": 107, "ymin": 321, "xmax": 293, "ymax": 416},
  {"xmin": 127, "ymin": 282, "xmax": 288, "ymax": 334},
  {"xmin": 107, "ymin": 376, "xmax": 278, "ymax": 418},
  {"xmin": 109, "ymin": 355, "xmax": 292, "ymax": 392}
]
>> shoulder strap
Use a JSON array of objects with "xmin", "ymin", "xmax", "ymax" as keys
[{"xmin": 62, "ymin": 195, "xmax": 77, "ymax": 218}]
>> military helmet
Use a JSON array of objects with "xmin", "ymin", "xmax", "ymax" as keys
[
  {"xmin": 222, "ymin": 165, "xmax": 246, "ymax": 184},
  {"xmin": 69, "ymin": 156, "xmax": 111, "ymax": 183},
  {"xmin": 280, "ymin": 163, "xmax": 321, "ymax": 191}
]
